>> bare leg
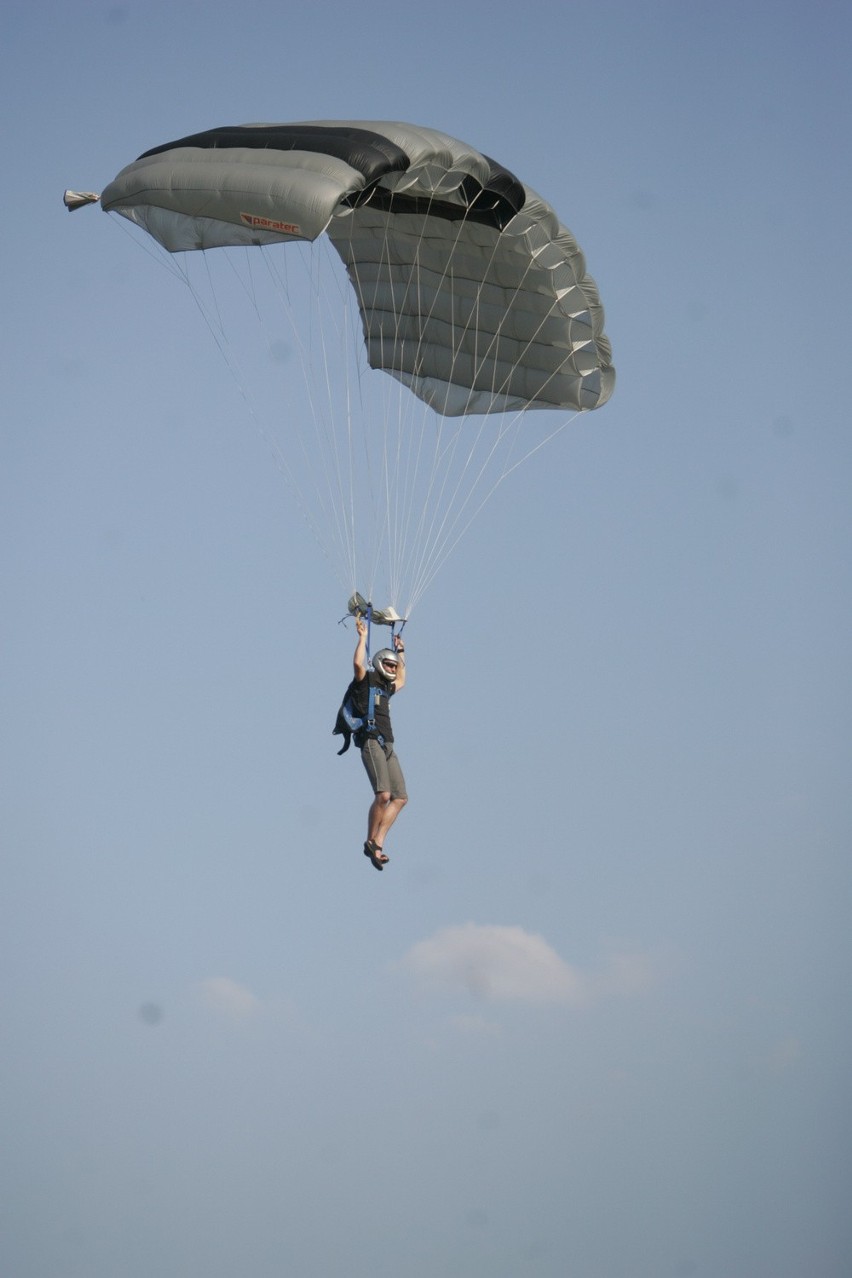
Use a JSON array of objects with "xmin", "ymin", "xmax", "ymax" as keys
[
  {"xmin": 368, "ymin": 793, "xmax": 407, "ymax": 849},
  {"xmin": 370, "ymin": 792, "xmax": 406, "ymax": 853},
  {"xmin": 367, "ymin": 793, "xmax": 389, "ymax": 845}
]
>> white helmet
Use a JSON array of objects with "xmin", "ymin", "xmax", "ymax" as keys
[{"xmin": 372, "ymin": 648, "xmax": 399, "ymax": 680}]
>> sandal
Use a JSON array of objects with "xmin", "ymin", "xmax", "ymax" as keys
[{"xmin": 363, "ymin": 839, "xmax": 389, "ymax": 871}]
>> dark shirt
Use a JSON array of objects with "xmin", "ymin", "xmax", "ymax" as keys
[{"xmin": 351, "ymin": 671, "xmax": 395, "ymax": 743}]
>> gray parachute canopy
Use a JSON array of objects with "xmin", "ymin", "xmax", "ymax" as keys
[{"xmin": 99, "ymin": 121, "xmax": 614, "ymax": 416}]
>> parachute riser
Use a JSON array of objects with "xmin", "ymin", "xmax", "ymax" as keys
[
  {"xmin": 363, "ymin": 602, "xmax": 407, "ymax": 659},
  {"xmin": 348, "ymin": 597, "xmax": 407, "ymax": 674},
  {"xmin": 361, "ymin": 600, "xmax": 406, "ymax": 650}
]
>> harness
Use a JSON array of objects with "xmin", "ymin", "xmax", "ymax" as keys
[
  {"xmin": 364, "ymin": 677, "xmax": 381, "ymax": 745},
  {"xmin": 334, "ymin": 676, "xmax": 384, "ymax": 754}
]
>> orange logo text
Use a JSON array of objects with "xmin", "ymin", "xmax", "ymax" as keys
[{"xmin": 240, "ymin": 212, "xmax": 301, "ymax": 235}]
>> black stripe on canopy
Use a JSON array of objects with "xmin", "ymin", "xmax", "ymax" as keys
[
  {"xmin": 138, "ymin": 124, "xmax": 526, "ymax": 231},
  {"xmin": 139, "ymin": 125, "xmax": 412, "ymax": 186}
]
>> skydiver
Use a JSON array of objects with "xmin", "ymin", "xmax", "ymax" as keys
[{"xmin": 352, "ymin": 615, "xmax": 407, "ymax": 871}]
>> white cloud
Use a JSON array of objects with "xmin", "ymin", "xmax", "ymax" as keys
[
  {"xmin": 403, "ymin": 923, "xmax": 583, "ymax": 1004},
  {"xmin": 402, "ymin": 923, "xmax": 653, "ymax": 1008},
  {"xmin": 198, "ymin": 976, "xmax": 261, "ymax": 1019}
]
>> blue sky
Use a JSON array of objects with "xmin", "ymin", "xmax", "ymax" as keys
[{"xmin": 2, "ymin": 2, "xmax": 851, "ymax": 1276}]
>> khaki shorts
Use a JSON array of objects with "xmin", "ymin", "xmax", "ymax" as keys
[{"xmin": 361, "ymin": 739, "xmax": 408, "ymax": 799}]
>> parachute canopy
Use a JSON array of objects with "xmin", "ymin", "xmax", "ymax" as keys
[{"xmin": 100, "ymin": 121, "xmax": 614, "ymax": 417}]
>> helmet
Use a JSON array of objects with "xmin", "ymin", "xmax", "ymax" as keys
[{"xmin": 372, "ymin": 648, "xmax": 399, "ymax": 681}]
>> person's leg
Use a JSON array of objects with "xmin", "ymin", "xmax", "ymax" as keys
[
  {"xmin": 372, "ymin": 795, "xmax": 406, "ymax": 846},
  {"xmin": 361, "ymin": 741, "xmax": 391, "ymax": 865},
  {"xmin": 372, "ymin": 747, "xmax": 407, "ymax": 847},
  {"xmin": 367, "ymin": 792, "xmax": 393, "ymax": 848}
]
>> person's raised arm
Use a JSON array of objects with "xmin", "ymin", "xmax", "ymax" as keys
[
  {"xmin": 392, "ymin": 633, "xmax": 406, "ymax": 692},
  {"xmin": 353, "ymin": 616, "xmax": 368, "ymax": 681}
]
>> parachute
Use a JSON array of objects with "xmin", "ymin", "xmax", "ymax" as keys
[{"xmin": 71, "ymin": 121, "xmax": 614, "ymax": 616}]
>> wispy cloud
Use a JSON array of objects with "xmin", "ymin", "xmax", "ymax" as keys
[
  {"xmin": 198, "ymin": 976, "xmax": 261, "ymax": 1019},
  {"xmin": 402, "ymin": 923, "xmax": 653, "ymax": 1008}
]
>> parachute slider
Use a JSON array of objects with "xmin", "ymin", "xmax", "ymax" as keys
[
  {"xmin": 346, "ymin": 592, "xmax": 405, "ymax": 627},
  {"xmin": 63, "ymin": 190, "xmax": 100, "ymax": 211}
]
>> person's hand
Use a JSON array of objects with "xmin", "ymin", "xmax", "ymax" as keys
[
  {"xmin": 355, "ymin": 616, "xmax": 367, "ymax": 638},
  {"xmin": 393, "ymin": 634, "xmax": 405, "ymax": 653}
]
